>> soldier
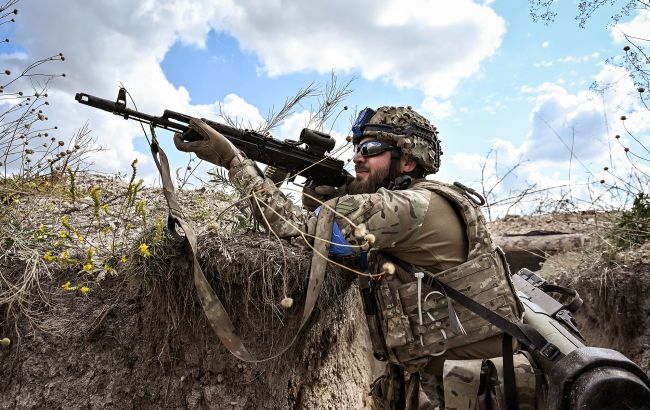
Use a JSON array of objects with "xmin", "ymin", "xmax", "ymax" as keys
[{"xmin": 174, "ymin": 106, "xmax": 524, "ymax": 409}]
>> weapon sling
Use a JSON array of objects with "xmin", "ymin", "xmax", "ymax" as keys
[{"xmin": 147, "ymin": 126, "xmax": 333, "ymax": 362}]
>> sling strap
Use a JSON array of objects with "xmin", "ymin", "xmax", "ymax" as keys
[{"xmin": 148, "ymin": 127, "xmax": 332, "ymax": 362}]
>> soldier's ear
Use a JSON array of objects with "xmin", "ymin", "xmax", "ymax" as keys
[{"xmin": 400, "ymin": 155, "xmax": 417, "ymax": 173}]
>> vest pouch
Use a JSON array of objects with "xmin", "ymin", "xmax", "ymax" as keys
[
  {"xmin": 393, "ymin": 252, "xmax": 521, "ymax": 362},
  {"xmin": 377, "ymin": 281, "xmax": 415, "ymax": 349}
]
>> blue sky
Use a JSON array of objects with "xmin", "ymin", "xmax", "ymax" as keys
[{"xmin": 2, "ymin": 0, "xmax": 649, "ymax": 216}]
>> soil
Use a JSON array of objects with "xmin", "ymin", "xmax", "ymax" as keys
[
  {"xmin": 1, "ymin": 179, "xmax": 648, "ymax": 409},
  {"xmin": 0, "ymin": 235, "xmax": 377, "ymax": 409}
]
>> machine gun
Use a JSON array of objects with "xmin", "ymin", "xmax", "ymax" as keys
[{"xmin": 75, "ymin": 88, "xmax": 351, "ymax": 187}]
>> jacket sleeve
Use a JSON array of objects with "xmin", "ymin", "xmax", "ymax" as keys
[{"xmin": 228, "ymin": 159, "xmax": 312, "ymax": 238}]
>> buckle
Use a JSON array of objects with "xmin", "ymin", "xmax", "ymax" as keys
[{"xmin": 540, "ymin": 343, "xmax": 561, "ymax": 361}]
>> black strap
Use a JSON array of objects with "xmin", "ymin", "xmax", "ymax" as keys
[
  {"xmin": 540, "ymin": 283, "xmax": 583, "ymax": 313},
  {"xmin": 422, "ymin": 271, "xmax": 565, "ymax": 362},
  {"xmin": 502, "ymin": 334, "xmax": 519, "ymax": 410}
]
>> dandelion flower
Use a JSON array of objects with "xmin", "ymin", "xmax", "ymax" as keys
[{"xmin": 79, "ymin": 286, "xmax": 90, "ymax": 295}]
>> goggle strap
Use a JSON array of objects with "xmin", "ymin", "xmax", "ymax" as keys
[{"xmin": 362, "ymin": 123, "xmax": 437, "ymax": 143}]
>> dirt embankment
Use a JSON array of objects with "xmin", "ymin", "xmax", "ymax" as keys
[
  {"xmin": 490, "ymin": 211, "xmax": 650, "ymax": 373},
  {"xmin": 0, "ymin": 233, "xmax": 376, "ymax": 409},
  {"xmin": 1, "ymin": 193, "xmax": 648, "ymax": 409}
]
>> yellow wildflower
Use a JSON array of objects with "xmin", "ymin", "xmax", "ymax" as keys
[
  {"xmin": 59, "ymin": 250, "xmax": 69, "ymax": 261},
  {"xmin": 61, "ymin": 281, "xmax": 77, "ymax": 291},
  {"xmin": 76, "ymin": 232, "xmax": 86, "ymax": 243},
  {"xmin": 104, "ymin": 264, "xmax": 113, "ymax": 272},
  {"xmin": 79, "ymin": 286, "xmax": 90, "ymax": 294},
  {"xmin": 120, "ymin": 255, "xmax": 127, "ymax": 263},
  {"xmin": 43, "ymin": 251, "xmax": 55, "ymax": 262},
  {"xmin": 37, "ymin": 224, "xmax": 46, "ymax": 234},
  {"xmin": 82, "ymin": 263, "xmax": 93, "ymax": 272},
  {"xmin": 59, "ymin": 231, "xmax": 68, "ymax": 239},
  {"xmin": 138, "ymin": 243, "xmax": 150, "ymax": 258},
  {"xmin": 154, "ymin": 216, "xmax": 164, "ymax": 243},
  {"xmin": 53, "ymin": 240, "xmax": 62, "ymax": 248}
]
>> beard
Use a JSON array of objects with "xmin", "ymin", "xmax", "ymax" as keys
[{"xmin": 347, "ymin": 163, "xmax": 391, "ymax": 195}]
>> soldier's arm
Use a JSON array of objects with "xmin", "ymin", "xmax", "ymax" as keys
[{"xmin": 229, "ymin": 159, "xmax": 310, "ymax": 238}]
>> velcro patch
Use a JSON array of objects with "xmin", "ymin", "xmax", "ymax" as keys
[{"xmin": 335, "ymin": 196, "xmax": 360, "ymax": 216}]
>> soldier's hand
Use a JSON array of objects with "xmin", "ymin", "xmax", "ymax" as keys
[
  {"xmin": 302, "ymin": 184, "xmax": 346, "ymax": 212},
  {"xmin": 173, "ymin": 118, "xmax": 243, "ymax": 169}
]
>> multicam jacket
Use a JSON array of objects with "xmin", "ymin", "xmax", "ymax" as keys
[{"xmin": 229, "ymin": 159, "xmax": 521, "ymax": 367}]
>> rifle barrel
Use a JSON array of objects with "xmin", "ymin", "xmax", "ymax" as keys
[{"xmin": 75, "ymin": 93, "xmax": 190, "ymax": 133}]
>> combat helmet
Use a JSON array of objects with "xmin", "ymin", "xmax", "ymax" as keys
[{"xmin": 351, "ymin": 106, "xmax": 442, "ymax": 174}]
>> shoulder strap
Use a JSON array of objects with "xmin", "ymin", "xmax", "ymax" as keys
[{"xmin": 418, "ymin": 266, "xmax": 565, "ymax": 363}]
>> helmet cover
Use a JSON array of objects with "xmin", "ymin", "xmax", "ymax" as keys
[{"xmin": 352, "ymin": 106, "xmax": 441, "ymax": 174}]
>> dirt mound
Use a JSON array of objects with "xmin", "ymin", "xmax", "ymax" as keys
[
  {"xmin": 0, "ymin": 233, "xmax": 374, "ymax": 409},
  {"xmin": 539, "ymin": 243, "xmax": 650, "ymax": 373}
]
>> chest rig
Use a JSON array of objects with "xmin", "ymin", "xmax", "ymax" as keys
[{"xmin": 365, "ymin": 181, "xmax": 522, "ymax": 365}]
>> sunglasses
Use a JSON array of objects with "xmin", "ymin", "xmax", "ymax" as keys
[{"xmin": 354, "ymin": 140, "xmax": 398, "ymax": 157}]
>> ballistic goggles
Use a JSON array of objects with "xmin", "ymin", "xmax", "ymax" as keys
[{"xmin": 354, "ymin": 140, "xmax": 398, "ymax": 157}]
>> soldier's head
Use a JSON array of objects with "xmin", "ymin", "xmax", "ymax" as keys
[{"xmin": 348, "ymin": 106, "xmax": 441, "ymax": 194}]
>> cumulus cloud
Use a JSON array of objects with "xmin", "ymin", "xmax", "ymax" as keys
[
  {"xmin": 451, "ymin": 63, "xmax": 650, "ymax": 215},
  {"xmin": 215, "ymin": 0, "xmax": 505, "ymax": 98},
  {"xmin": 420, "ymin": 98, "xmax": 454, "ymax": 120},
  {"xmin": 610, "ymin": 9, "xmax": 650, "ymax": 43},
  {"xmin": 6, "ymin": 0, "xmax": 505, "ymax": 180}
]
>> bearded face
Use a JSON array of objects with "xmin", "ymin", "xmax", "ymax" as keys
[
  {"xmin": 348, "ymin": 139, "xmax": 394, "ymax": 194},
  {"xmin": 347, "ymin": 159, "xmax": 391, "ymax": 194}
]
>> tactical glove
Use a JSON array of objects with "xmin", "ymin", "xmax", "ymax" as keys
[
  {"xmin": 173, "ymin": 118, "xmax": 242, "ymax": 169},
  {"xmin": 302, "ymin": 184, "xmax": 347, "ymax": 212}
]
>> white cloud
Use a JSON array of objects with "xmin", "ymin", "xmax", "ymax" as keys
[
  {"xmin": 542, "ymin": 41, "xmax": 549, "ymax": 48},
  {"xmin": 453, "ymin": 64, "xmax": 650, "ymax": 216},
  {"xmin": 534, "ymin": 60, "xmax": 554, "ymax": 68},
  {"xmin": 611, "ymin": 9, "xmax": 650, "ymax": 43},
  {"xmin": 212, "ymin": 0, "xmax": 506, "ymax": 98},
  {"xmin": 420, "ymin": 98, "xmax": 454, "ymax": 120},
  {"xmin": 555, "ymin": 52, "xmax": 600, "ymax": 63},
  {"xmin": 7, "ymin": 0, "xmax": 506, "ymax": 180}
]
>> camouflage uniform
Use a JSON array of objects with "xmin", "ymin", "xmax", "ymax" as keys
[
  {"xmin": 230, "ymin": 167, "xmax": 520, "ymax": 336},
  {"xmin": 228, "ymin": 107, "xmax": 527, "ymax": 408}
]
